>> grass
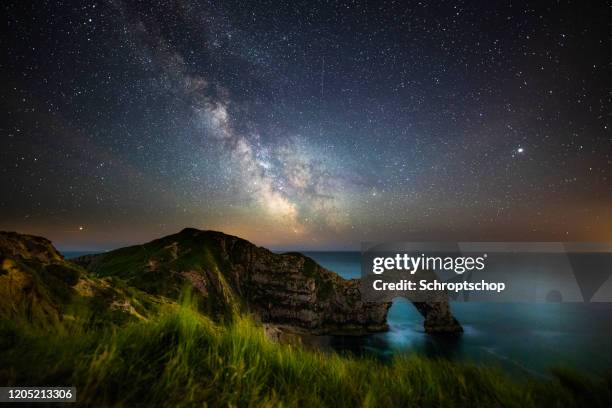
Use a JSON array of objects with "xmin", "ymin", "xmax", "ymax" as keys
[
  {"xmin": 75, "ymin": 231, "xmax": 241, "ymax": 316},
  {"xmin": 1, "ymin": 298, "xmax": 611, "ymax": 407}
]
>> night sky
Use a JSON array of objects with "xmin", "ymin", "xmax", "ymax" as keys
[{"xmin": 2, "ymin": 1, "xmax": 611, "ymax": 250}]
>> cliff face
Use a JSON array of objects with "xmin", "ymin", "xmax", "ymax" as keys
[
  {"xmin": 1, "ymin": 229, "xmax": 461, "ymax": 335},
  {"xmin": 76, "ymin": 228, "xmax": 391, "ymax": 334},
  {"xmin": 75, "ymin": 228, "xmax": 461, "ymax": 334},
  {"xmin": 237, "ymin": 248, "xmax": 390, "ymax": 334}
]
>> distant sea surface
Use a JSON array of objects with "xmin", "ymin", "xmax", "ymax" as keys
[
  {"xmin": 63, "ymin": 251, "xmax": 99, "ymax": 259},
  {"xmin": 304, "ymin": 251, "xmax": 612, "ymax": 377}
]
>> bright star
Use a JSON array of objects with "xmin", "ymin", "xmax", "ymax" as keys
[{"xmin": 517, "ymin": 147, "xmax": 524, "ymax": 153}]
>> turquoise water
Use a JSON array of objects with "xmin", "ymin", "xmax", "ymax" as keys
[{"xmin": 305, "ymin": 252, "xmax": 612, "ymax": 377}]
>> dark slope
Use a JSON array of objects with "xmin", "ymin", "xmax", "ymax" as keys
[{"xmin": 0, "ymin": 231, "xmax": 163, "ymax": 330}]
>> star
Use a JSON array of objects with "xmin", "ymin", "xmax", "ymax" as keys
[{"xmin": 0, "ymin": 0, "xmax": 609, "ymax": 247}]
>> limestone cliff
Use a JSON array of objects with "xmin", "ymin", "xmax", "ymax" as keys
[
  {"xmin": 75, "ymin": 228, "xmax": 390, "ymax": 334},
  {"xmin": 0, "ymin": 229, "xmax": 461, "ymax": 335},
  {"xmin": 75, "ymin": 228, "xmax": 461, "ymax": 334}
]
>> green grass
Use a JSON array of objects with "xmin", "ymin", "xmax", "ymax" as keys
[
  {"xmin": 76, "ymin": 232, "xmax": 242, "ymax": 317},
  {"xmin": 1, "ymin": 298, "xmax": 611, "ymax": 407}
]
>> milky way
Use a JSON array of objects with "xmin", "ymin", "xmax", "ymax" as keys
[
  {"xmin": 122, "ymin": 8, "xmax": 344, "ymax": 234},
  {"xmin": 1, "ymin": 1, "xmax": 611, "ymax": 249}
]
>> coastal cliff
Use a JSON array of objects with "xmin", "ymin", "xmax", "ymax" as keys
[
  {"xmin": 1, "ymin": 229, "xmax": 461, "ymax": 334},
  {"xmin": 75, "ymin": 228, "xmax": 391, "ymax": 334}
]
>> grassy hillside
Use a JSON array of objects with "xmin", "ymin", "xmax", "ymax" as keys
[
  {"xmin": 1, "ymin": 298, "xmax": 611, "ymax": 407},
  {"xmin": 74, "ymin": 229, "xmax": 243, "ymax": 318},
  {"xmin": 0, "ymin": 231, "xmax": 166, "ymax": 331}
]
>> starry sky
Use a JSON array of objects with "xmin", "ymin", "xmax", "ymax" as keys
[{"xmin": 1, "ymin": 0, "xmax": 611, "ymax": 250}]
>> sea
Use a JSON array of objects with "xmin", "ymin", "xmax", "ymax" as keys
[
  {"xmin": 63, "ymin": 250, "xmax": 612, "ymax": 376},
  {"xmin": 304, "ymin": 251, "xmax": 612, "ymax": 377}
]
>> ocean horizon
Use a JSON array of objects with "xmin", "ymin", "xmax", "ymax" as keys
[{"xmin": 304, "ymin": 251, "xmax": 612, "ymax": 377}]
